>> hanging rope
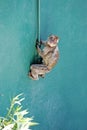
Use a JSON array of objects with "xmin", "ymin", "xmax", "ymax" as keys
[
  {"xmin": 35, "ymin": 0, "xmax": 42, "ymax": 64},
  {"xmin": 37, "ymin": 0, "xmax": 40, "ymax": 42},
  {"xmin": 32, "ymin": 0, "xmax": 41, "ymax": 64},
  {"xmin": 29, "ymin": 0, "xmax": 41, "ymax": 68}
]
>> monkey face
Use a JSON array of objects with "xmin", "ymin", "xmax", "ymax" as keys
[{"xmin": 47, "ymin": 35, "xmax": 59, "ymax": 47}]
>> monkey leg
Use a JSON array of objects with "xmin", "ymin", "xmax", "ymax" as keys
[
  {"xmin": 29, "ymin": 67, "xmax": 39, "ymax": 80},
  {"xmin": 29, "ymin": 64, "xmax": 49, "ymax": 80},
  {"xmin": 29, "ymin": 71, "xmax": 39, "ymax": 80},
  {"xmin": 36, "ymin": 46, "xmax": 44, "ymax": 58}
]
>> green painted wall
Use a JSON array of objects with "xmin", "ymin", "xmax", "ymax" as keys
[{"xmin": 0, "ymin": 0, "xmax": 87, "ymax": 130}]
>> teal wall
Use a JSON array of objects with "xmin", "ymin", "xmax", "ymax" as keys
[{"xmin": 0, "ymin": 0, "xmax": 87, "ymax": 130}]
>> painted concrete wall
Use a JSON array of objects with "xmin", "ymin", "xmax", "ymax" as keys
[{"xmin": 0, "ymin": 0, "xmax": 87, "ymax": 130}]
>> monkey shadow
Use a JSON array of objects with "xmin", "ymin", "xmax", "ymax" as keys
[
  {"xmin": 28, "ymin": 39, "xmax": 43, "ymax": 74},
  {"xmin": 28, "ymin": 51, "xmax": 43, "ymax": 74},
  {"xmin": 29, "ymin": 39, "xmax": 42, "ymax": 65},
  {"xmin": 30, "ymin": 55, "xmax": 42, "ymax": 65}
]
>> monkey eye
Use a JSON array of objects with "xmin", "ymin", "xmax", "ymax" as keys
[{"xmin": 50, "ymin": 36, "xmax": 54, "ymax": 41}]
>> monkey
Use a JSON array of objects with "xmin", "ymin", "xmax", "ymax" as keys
[{"xmin": 29, "ymin": 35, "xmax": 60, "ymax": 80}]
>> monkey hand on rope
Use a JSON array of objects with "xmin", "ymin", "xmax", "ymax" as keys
[{"xmin": 36, "ymin": 39, "xmax": 42, "ymax": 48}]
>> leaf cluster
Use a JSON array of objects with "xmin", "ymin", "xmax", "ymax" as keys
[{"xmin": 0, "ymin": 94, "xmax": 38, "ymax": 130}]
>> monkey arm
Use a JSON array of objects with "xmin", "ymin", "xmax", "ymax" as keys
[
  {"xmin": 36, "ymin": 45, "xmax": 44, "ymax": 58},
  {"xmin": 36, "ymin": 39, "xmax": 47, "ymax": 48},
  {"xmin": 36, "ymin": 40, "xmax": 41, "ymax": 47}
]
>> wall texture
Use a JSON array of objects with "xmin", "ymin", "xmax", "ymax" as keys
[{"xmin": 0, "ymin": 0, "xmax": 87, "ymax": 130}]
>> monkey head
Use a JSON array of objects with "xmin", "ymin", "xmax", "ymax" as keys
[{"xmin": 47, "ymin": 35, "xmax": 59, "ymax": 47}]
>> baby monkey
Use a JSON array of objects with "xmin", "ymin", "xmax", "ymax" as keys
[{"xmin": 29, "ymin": 35, "xmax": 59, "ymax": 80}]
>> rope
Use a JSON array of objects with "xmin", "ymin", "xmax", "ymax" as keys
[
  {"xmin": 33, "ymin": 0, "xmax": 41, "ymax": 64},
  {"xmin": 37, "ymin": 0, "xmax": 40, "ymax": 42},
  {"xmin": 30, "ymin": 0, "xmax": 41, "ymax": 66}
]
